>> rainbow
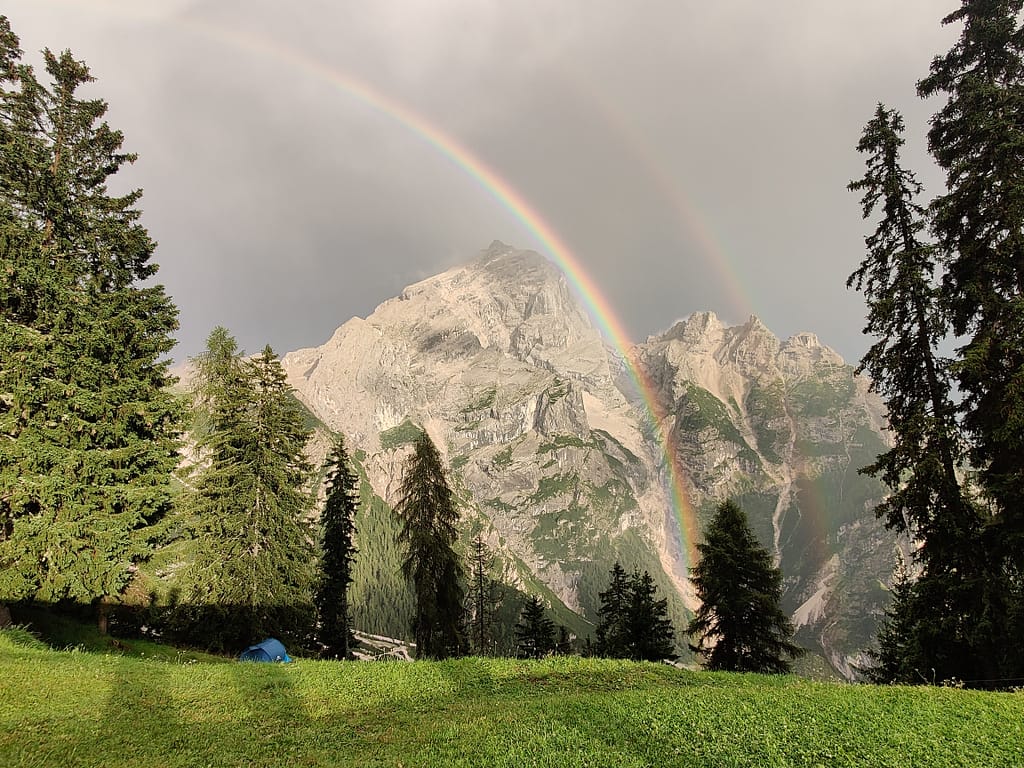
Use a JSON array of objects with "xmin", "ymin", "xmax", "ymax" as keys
[
  {"xmin": 176, "ymin": 18, "xmax": 702, "ymax": 565},
  {"xmin": 35, "ymin": 2, "xmax": 701, "ymax": 565},
  {"xmin": 562, "ymin": 71, "xmax": 754, "ymax": 323}
]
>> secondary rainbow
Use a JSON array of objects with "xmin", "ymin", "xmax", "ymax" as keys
[{"xmin": 161, "ymin": 11, "xmax": 703, "ymax": 564}]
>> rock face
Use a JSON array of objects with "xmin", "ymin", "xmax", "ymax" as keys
[
  {"xmin": 281, "ymin": 242, "xmax": 898, "ymax": 676},
  {"xmin": 635, "ymin": 312, "xmax": 896, "ymax": 677}
]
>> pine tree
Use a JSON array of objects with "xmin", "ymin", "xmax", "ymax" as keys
[
  {"xmin": 466, "ymin": 535, "xmax": 498, "ymax": 656},
  {"xmin": 0, "ymin": 18, "xmax": 181, "ymax": 630},
  {"xmin": 315, "ymin": 434, "xmax": 359, "ymax": 659},
  {"xmin": 395, "ymin": 431, "xmax": 465, "ymax": 659},
  {"xmin": 626, "ymin": 570, "xmax": 677, "ymax": 662},
  {"xmin": 848, "ymin": 104, "xmax": 992, "ymax": 683},
  {"xmin": 185, "ymin": 338, "xmax": 314, "ymax": 650},
  {"xmin": 514, "ymin": 596, "xmax": 555, "ymax": 659},
  {"xmin": 918, "ymin": 1, "xmax": 1024, "ymax": 679},
  {"xmin": 687, "ymin": 499, "xmax": 802, "ymax": 673},
  {"xmin": 595, "ymin": 561, "xmax": 630, "ymax": 658}
]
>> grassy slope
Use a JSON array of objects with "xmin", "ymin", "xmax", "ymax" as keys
[{"xmin": 2, "ymin": 633, "xmax": 1022, "ymax": 768}]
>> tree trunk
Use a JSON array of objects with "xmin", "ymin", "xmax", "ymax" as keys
[
  {"xmin": 0, "ymin": 603, "xmax": 12, "ymax": 628},
  {"xmin": 97, "ymin": 600, "xmax": 110, "ymax": 636}
]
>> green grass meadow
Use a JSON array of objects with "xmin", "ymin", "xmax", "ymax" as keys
[{"xmin": 1, "ymin": 629, "xmax": 1022, "ymax": 768}]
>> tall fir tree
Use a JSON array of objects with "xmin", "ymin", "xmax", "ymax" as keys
[
  {"xmin": 184, "ymin": 337, "xmax": 314, "ymax": 651},
  {"xmin": 687, "ymin": 499, "xmax": 802, "ymax": 673},
  {"xmin": 594, "ymin": 563, "xmax": 676, "ymax": 661},
  {"xmin": 626, "ymin": 570, "xmax": 677, "ymax": 662},
  {"xmin": 514, "ymin": 595, "xmax": 555, "ymax": 659},
  {"xmin": 188, "ymin": 326, "xmax": 243, "ymax": 444},
  {"xmin": 918, "ymin": 1, "xmax": 1024, "ymax": 680},
  {"xmin": 315, "ymin": 434, "xmax": 359, "ymax": 659},
  {"xmin": 0, "ymin": 18, "xmax": 181, "ymax": 630},
  {"xmin": 466, "ymin": 534, "xmax": 498, "ymax": 656},
  {"xmin": 862, "ymin": 558, "xmax": 924, "ymax": 684},
  {"xmin": 595, "ymin": 561, "xmax": 630, "ymax": 658},
  {"xmin": 395, "ymin": 431, "xmax": 466, "ymax": 659},
  {"xmin": 554, "ymin": 625, "xmax": 575, "ymax": 655},
  {"xmin": 848, "ymin": 104, "xmax": 993, "ymax": 683}
]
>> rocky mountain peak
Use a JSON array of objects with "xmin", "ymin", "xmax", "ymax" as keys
[
  {"xmin": 280, "ymin": 242, "xmax": 895, "ymax": 680},
  {"xmin": 779, "ymin": 332, "xmax": 846, "ymax": 378},
  {"xmin": 659, "ymin": 311, "xmax": 725, "ymax": 344}
]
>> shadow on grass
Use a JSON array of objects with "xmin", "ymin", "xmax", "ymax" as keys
[{"xmin": 57, "ymin": 655, "xmax": 313, "ymax": 768}]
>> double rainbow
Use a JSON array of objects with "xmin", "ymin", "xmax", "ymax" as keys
[{"xmin": 67, "ymin": 3, "xmax": 703, "ymax": 565}]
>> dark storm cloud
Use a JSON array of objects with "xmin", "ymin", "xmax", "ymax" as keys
[{"xmin": 4, "ymin": 1, "xmax": 957, "ymax": 362}]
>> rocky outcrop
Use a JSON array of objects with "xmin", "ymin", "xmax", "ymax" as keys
[
  {"xmin": 635, "ymin": 312, "xmax": 894, "ymax": 673},
  {"xmin": 281, "ymin": 243, "xmax": 897, "ymax": 677}
]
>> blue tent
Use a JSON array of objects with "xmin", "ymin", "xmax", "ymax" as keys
[{"xmin": 239, "ymin": 638, "xmax": 291, "ymax": 663}]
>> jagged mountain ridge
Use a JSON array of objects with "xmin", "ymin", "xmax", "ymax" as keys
[{"xmin": 281, "ymin": 242, "xmax": 897, "ymax": 675}]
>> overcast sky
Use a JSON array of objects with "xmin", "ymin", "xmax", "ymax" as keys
[{"xmin": 5, "ymin": 1, "xmax": 960, "ymax": 364}]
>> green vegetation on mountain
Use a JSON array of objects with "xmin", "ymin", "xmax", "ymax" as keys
[
  {"xmin": 745, "ymin": 380, "xmax": 789, "ymax": 464},
  {"xmin": 379, "ymin": 418, "xmax": 425, "ymax": 450},
  {"xmin": 462, "ymin": 386, "xmax": 497, "ymax": 413},
  {"xmin": 788, "ymin": 370, "xmax": 855, "ymax": 417},
  {"xmin": 538, "ymin": 434, "xmax": 597, "ymax": 452}
]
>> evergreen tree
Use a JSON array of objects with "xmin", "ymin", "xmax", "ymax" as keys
[
  {"xmin": 185, "ymin": 338, "xmax": 314, "ymax": 650},
  {"xmin": 594, "ymin": 563, "xmax": 677, "ymax": 661},
  {"xmin": 0, "ymin": 18, "xmax": 181, "ymax": 630},
  {"xmin": 686, "ymin": 499, "xmax": 802, "ymax": 673},
  {"xmin": 315, "ymin": 434, "xmax": 359, "ymax": 659},
  {"xmin": 848, "ymin": 104, "xmax": 993, "ymax": 683},
  {"xmin": 918, "ymin": 1, "xmax": 1024, "ymax": 679},
  {"xmin": 595, "ymin": 561, "xmax": 630, "ymax": 658},
  {"xmin": 862, "ymin": 559, "xmax": 926, "ymax": 684},
  {"xmin": 189, "ymin": 326, "xmax": 243, "ymax": 444},
  {"xmin": 626, "ymin": 570, "xmax": 677, "ymax": 662},
  {"xmin": 395, "ymin": 431, "xmax": 465, "ymax": 659},
  {"xmin": 554, "ymin": 625, "xmax": 575, "ymax": 655},
  {"xmin": 514, "ymin": 595, "xmax": 555, "ymax": 659},
  {"xmin": 466, "ymin": 535, "xmax": 498, "ymax": 656}
]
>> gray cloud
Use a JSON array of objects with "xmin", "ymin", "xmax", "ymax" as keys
[{"xmin": 4, "ymin": 0, "xmax": 959, "ymax": 362}]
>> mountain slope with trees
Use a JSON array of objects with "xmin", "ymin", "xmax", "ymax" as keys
[{"xmin": 280, "ymin": 243, "xmax": 896, "ymax": 675}]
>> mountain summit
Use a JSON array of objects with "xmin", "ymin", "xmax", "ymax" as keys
[{"xmin": 282, "ymin": 244, "xmax": 896, "ymax": 677}]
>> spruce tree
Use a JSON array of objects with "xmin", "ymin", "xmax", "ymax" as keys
[
  {"xmin": 395, "ymin": 431, "xmax": 466, "ymax": 659},
  {"xmin": 626, "ymin": 570, "xmax": 677, "ymax": 662},
  {"xmin": 514, "ymin": 596, "xmax": 555, "ymax": 659},
  {"xmin": 466, "ymin": 535, "xmax": 498, "ymax": 656},
  {"xmin": 848, "ymin": 104, "xmax": 993, "ymax": 683},
  {"xmin": 315, "ymin": 435, "xmax": 360, "ymax": 659},
  {"xmin": 185, "ymin": 338, "xmax": 314, "ymax": 650},
  {"xmin": 0, "ymin": 18, "xmax": 181, "ymax": 630},
  {"xmin": 554, "ymin": 625, "xmax": 575, "ymax": 655},
  {"xmin": 687, "ymin": 499, "xmax": 802, "ymax": 673},
  {"xmin": 918, "ymin": 1, "xmax": 1024, "ymax": 679},
  {"xmin": 862, "ymin": 559, "xmax": 922, "ymax": 684},
  {"xmin": 595, "ymin": 561, "xmax": 630, "ymax": 658}
]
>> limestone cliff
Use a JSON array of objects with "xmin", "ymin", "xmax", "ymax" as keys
[{"xmin": 281, "ymin": 242, "xmax": 898, "ymax": 676}]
